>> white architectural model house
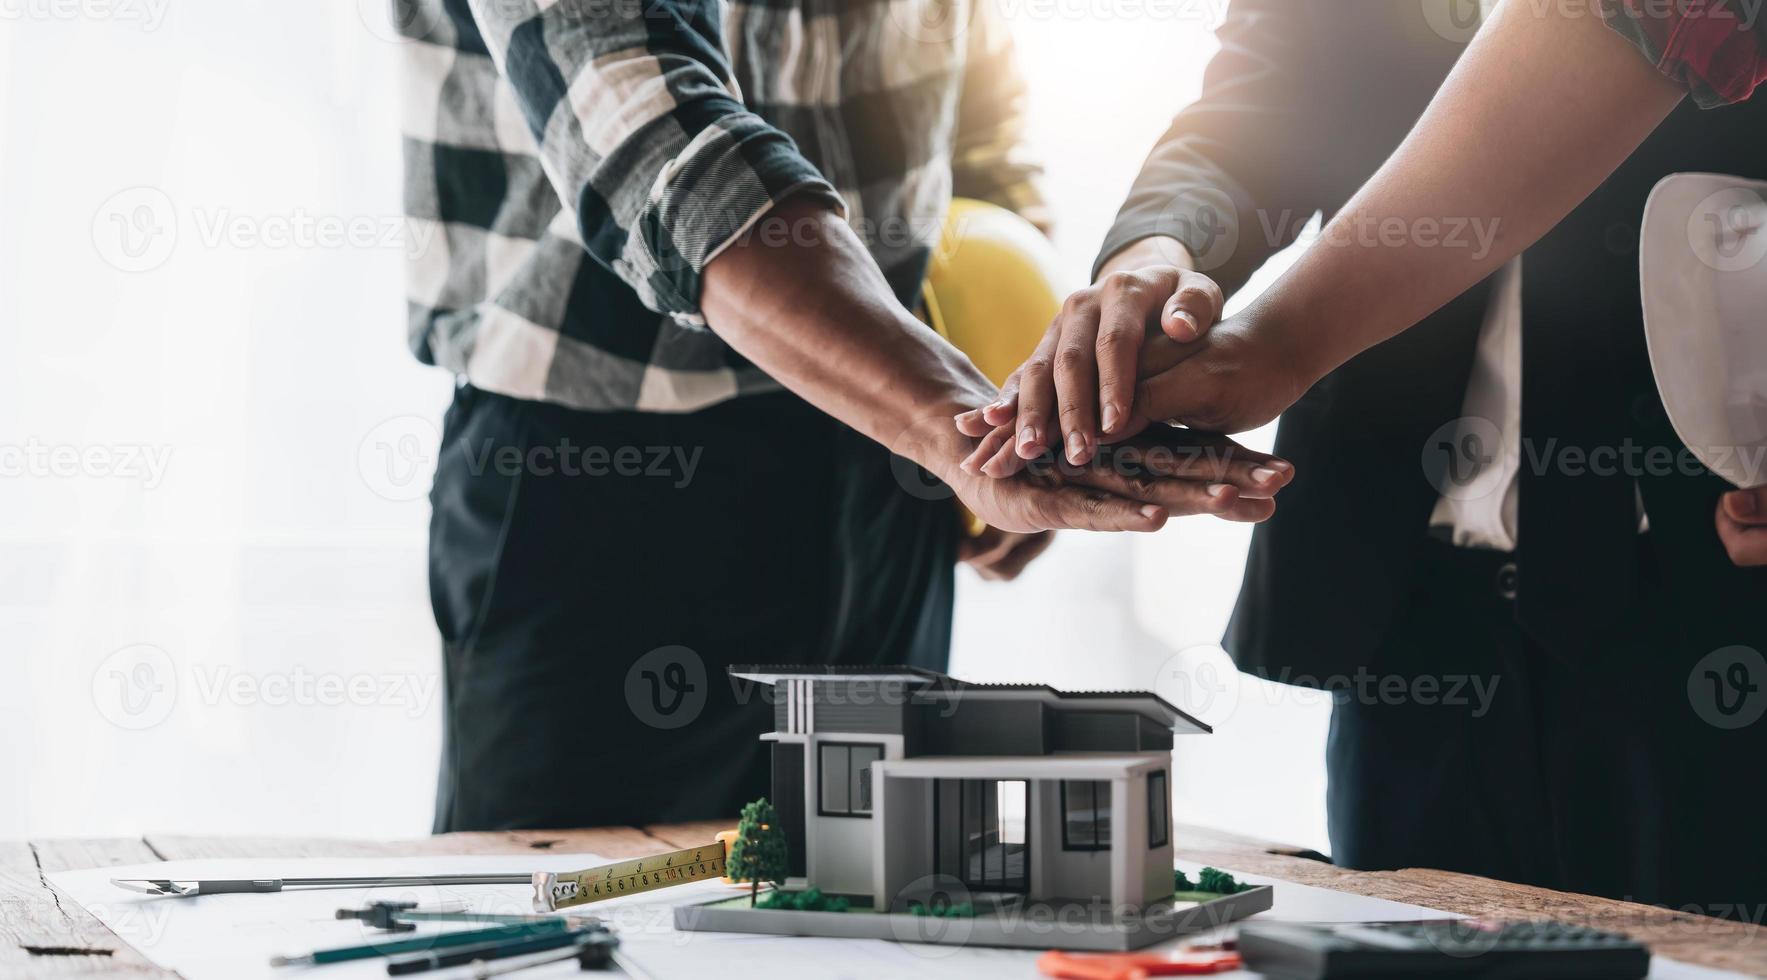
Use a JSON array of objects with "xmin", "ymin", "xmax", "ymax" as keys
[{"xmin": 675, "ymin": 666, "xmax": 1273, "ymax": 951}]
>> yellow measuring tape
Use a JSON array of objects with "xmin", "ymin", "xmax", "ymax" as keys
[{"xmin": 532, "ymin": 831, "xmax": 737, "ymax": 912}]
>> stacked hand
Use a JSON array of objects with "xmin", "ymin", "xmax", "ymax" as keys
[
  {"xmin": 924, "ymin": 413, "xmax": 1295, "ymax": 582},
  {"xmin": 952, "ymin": 237, "xmax": 1314, "ymax": 515},
  {"xmin": 905, "ymin": 407, "xmax": 1296, "ymax": 538}
]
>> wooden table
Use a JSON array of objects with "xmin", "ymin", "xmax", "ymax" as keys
[{"xmin": 6, "ymin": 822, "xmax": 1764, "ymax": 977}]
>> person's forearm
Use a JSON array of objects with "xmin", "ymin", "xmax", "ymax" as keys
[
  {"xmin": 701, "ymin": 197, "xmax": 994, "ymax": 474},
  {"xmin": 1256, "ymin": 0, "xmax": 1686, "ymax": 379}
]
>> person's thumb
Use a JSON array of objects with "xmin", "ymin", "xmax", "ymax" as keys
[
  {"xmin": 1161, "ymin": 270, "xmax": 1226, "ymax": 342},
  {"xmin": 1724, "ymin": 486, "xmax": 1767, "ymax": 525}
]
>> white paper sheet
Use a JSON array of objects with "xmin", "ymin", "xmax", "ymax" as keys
[
  {"xmin": 50, "ymin": 856, "xmax": 1746, "ymax": 979},
  {"xmin": 49, "ymin": 852, "xmax": 734, "ymax": 980}
]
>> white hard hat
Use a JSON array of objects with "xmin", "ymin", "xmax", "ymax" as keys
[{"xmin": 1640, "ymin": 173, "xmax": 1767, "ymax": 489}]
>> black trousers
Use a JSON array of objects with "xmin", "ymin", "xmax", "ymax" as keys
[
  {"xmin": 1327, "ymin": 537, "xmax": 1767, "ymax": 915},
  {"xmin": 427, "ymin": 385, "xmax": 955, "ymax": 831}
]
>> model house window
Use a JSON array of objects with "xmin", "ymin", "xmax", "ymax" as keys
[
  {"xmin": 818, "ymin": 743, "xmax": 883, "ymax": 817},
  {"xmin": 1147, "ymin": 770, "xmax": 1169, "ymax": 848},
  {"xmin": 1061, "ymin": 780, "xmax": 1111, "ymax": 850}
]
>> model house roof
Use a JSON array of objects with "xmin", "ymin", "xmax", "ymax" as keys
[
  {"xmin": 729, "ymin": 665, "xmax": 944, "ymax": 685},
  {"xmin": 728, "ymin": 664, "xmax": 1210, "ymax": 734},
  {"xmin": 875, "ymin": 753, "xmax": 1170, "ymax": 780}
]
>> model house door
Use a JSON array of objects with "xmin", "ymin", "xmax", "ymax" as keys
[
  {"xmin": 772, "ymin": 742, "xmax": 806, "ymax": 877},
  {"xmin": 935, "ymin": 779, "xmax": 1028, "ymax": 893}
]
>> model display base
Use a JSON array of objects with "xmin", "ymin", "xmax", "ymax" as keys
[{"xmin": 673, "ymin": 884, "xmax": 1274, "ymax": 952}]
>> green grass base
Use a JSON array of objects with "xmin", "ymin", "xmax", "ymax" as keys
[{"xmin": 705, "ymin": 891, "xmax": 879, "ymax": 914}]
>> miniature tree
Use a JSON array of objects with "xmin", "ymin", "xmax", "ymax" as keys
[
  {"xmin": 1173, "ymin": 869, "xmax": 1195, "ymax": 892},
  {"xmin": 1198, "ymin": 867, "xmax": 1247, "ymax": 894},
  {"xmin": 727, "ymin": 798, "xmax": 788, "ymax": 907}
]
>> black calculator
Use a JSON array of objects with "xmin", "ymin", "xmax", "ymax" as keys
[{"xmin": 1238, "ymin": 919, "xmax": 1651, "ymax": 978}]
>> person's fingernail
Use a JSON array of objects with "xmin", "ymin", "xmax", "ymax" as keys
[
  {"xmin": 1102, "ymin": 405, "xmax": 1121, "ymax": 434},
  {"xmin": 1018, "ymin": 426, "xmax": 1039, "ymax": 452},
  {"xmin": 1066, "ymin": 433, "xmax": 1090, "ymax": 464},
  {"xmin": 1171, "ymin": 310, "xmax": 1200, "ymax": 339},
  {"xmin": 1268, "ymin": 459, "xmax": 1293, "ymax": 473},
  {"xmin": 1140, "ymin": 504, "xmax": 1164, "ymax": 520},
  {"xmin": 1252, "ymin": 466, "xmax": 1279, "ymax": 483},
  {"xmin": 1207, "ymin": 483, "xmax": 1231, "ymax": 498},
  {"xmin": 1730, "ymin": 491, "xmax": 1758, "ymax": 517}
]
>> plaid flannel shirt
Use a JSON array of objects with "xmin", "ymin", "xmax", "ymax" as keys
[
  {"xmin": 397, "ymin": 0, "xmax": 1045, "ymax": 413},
  {"xmin": 1603, "ymin": 0, "xmax": 1767, "ymax": 107}
]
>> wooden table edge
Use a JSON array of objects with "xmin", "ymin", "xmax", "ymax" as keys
[{"xmin": 5, "ymin": 824, "xmax": 1763, "ymax": 977}]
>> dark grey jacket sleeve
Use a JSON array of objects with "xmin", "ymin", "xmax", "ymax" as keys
[{"xmin": 1095, "ymin": 0, "xmax": 1343, "ymax": 295}]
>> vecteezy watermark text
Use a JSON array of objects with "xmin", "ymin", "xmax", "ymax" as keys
[
  {"xmin": 356, "ymin": 414, "xmax": 707, "ymax": 503},
  {"xmin": 1155, "ymin": 197, "xmax": 1502, "ymax": 274},
  {"xmin": 1264, "ymin": 667, "xmax": 1503, "ymax": 718},
  {"xmin": 1281, "ymin": 210, "xmax": 1501, "ymax": 260},
  {"xmin": 188, "ymin": 665, "xmax": 437, "ymax": 718},
  {"xmin": 459, "ymin": 440, "xmax": 704, "ymax": 489},
  {"xmin": 92, "ymin": 645, "xmax": 441, "ymax": 729},
  {"xmin": 1424, "ymin": 417, "xmax": 1767, "ymax": 500},
  {"xmin": 0, "ymin": 0, "xmax": 169, "ymax": 28},
  {"xmin": 1424, "ymin": 0, "xmax": 1766, "ymax": 45},
  {"xmin": 93, "ymin": 187, "xmax": 434, "ymax": 273},
  {"xmin": 0, "ymin": 439, "xmax": 172, "ymax": 488}
]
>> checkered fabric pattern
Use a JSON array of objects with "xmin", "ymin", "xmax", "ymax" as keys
[
  {"xmin": 1602, "ymin": 0, "xmax": 1767, "ymax": 108},
  {"xmin": 396, "ymin": 0, "xmax": 1046, "ymax": 413}
]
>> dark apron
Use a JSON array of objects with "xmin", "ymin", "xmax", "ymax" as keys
[{"xmin": 427, "ymin": 384, "xmax": 955, "ymax": 831}]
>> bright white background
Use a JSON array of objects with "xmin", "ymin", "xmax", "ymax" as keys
[{"xmin": 0, "ymin": 0, "xmax": 1329, "ymax": 851}]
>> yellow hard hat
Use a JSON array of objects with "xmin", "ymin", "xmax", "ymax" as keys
[
  {"xmin": 921, "ymin": 198, "xmax": 1071, "ymax": 386},
  {"xmin": 920, "ymin": 199, "xmax": 1071, "ymax": 537}
]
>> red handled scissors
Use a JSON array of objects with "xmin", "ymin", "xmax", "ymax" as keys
[{"xmin": 1036, "ymin": 949, "xmax": 1242, "ymax": 979}]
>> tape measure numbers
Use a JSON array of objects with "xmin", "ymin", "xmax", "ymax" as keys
[{"xmin": 533, "ymin": 839, "xmax": 733, "ymax": 911}]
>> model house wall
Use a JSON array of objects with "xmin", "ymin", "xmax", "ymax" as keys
[{"xmin": 1032, "ymin": 779, "xmax": 1111, "ymax": 899}]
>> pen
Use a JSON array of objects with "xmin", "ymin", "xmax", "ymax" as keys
[
  {"xmin": 384, "ymin": 928, "xmax": 605, "ymax": 976},
  {"xmin": 459, "ymin": 934, "xmax": 620, "ymax": 979},
  {"xmin": 270, "ymin": 920, "xmax": 572, "ymax": 967}
]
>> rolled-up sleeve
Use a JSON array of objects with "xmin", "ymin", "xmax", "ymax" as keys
[
  {"xmin": 1601, "ymin": 0, "xmax": 1767, "ymax": 108},
  {"xmin": 467, "ymin": 0, "xmax": 844, "ymax": 321}
]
